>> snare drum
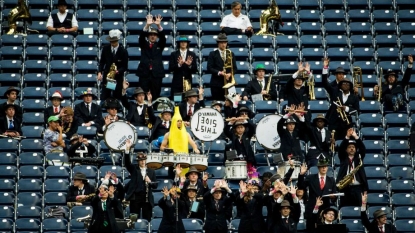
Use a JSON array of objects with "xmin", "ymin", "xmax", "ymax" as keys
[
  {"xmin": 104, "ymin": 121, "xmax": 137, "ymax": 152},
  {"xmin": 162, "ymin": 154, "xmax": 175, "ymax": 167},
  {"xmin": 146, "ymin": 153, "xmax": 163, "ymax": 170},
  {"xmin": 176, "ymin": 153, "xmax": 191, "ymax": 168},
  {"xmin": 190, "ymin": 154, "xmax": 208, "ymax": 171},
  {"xmin": 225, "ymin": 160, "xmax": 247, "ymax": 180},
  {"xmin": 256, "ymin": 114, "xmax": 282, "ymax": 150}
]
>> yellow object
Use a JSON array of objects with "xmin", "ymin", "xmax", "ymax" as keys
[{"xmin": 169, "ymin": 106, "xmax": 189, "ymax": 176}]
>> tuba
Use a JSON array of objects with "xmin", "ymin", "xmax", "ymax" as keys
[
  {"xmin": 222, "ymin": 49, "xmax": 236, "ymax": 91},
  {"xmin": 336, "ymin": 156, "xmax": 363, "ymax": 190},
  {"xmin": 353, "ymin": 67, "xmax": 364, "ymax": 101},
  {"xmin": 6, "ymin": 0, "xmax": 32, "ymax": 35},
  {"xmin": 256, "ymin": 0, "xmax": 284, "ymax": 36}
]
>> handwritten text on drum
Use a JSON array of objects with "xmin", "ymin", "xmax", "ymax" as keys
[{"xmin": 195, "ymin": 112, "xmax": 218, "ymax": 134}]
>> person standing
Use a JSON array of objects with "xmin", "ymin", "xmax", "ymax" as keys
[
  {"xmin": 97, "ymin": 29, "xmax": 129, "ymax": 100},
  {"xmin": 169, "ymin": 35, "xmax": 198, "ymax": 96},
  {"xmin": 124, "ymin": 140, "xmax": 158, "ymax": 222},
  {"xmin": 137, "ymin": 14, "xmax": 166, "ymax": 100},
  {"xmin": 121, "ymin": 84, "xmax": 156, "ymax": 127},
  {"xmin": 304, "ymin": 114, "xmax": 333, "ymax": 167},
  {"xmin": 236, "ymin": 181, "xmax": 265, "ymax": 233},
  {"xmin": 158, "ymin": 186, "xmax": 186, "ymax": 233},
  {"xmin": 46, "ymin": 0, "xmax": 78, "ymax": 36},
  {"xmin": 180, "ymin": 184, "xmax": 206, "ymax": 220},
  {"xmin": 207, "ymin": 33, "xmax": 237, "ymax": 100}
]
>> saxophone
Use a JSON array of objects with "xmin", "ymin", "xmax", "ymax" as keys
[
  {"xmin": 263, "ymin": 74, "xmax": 273, "ymax": 100},
  {"xmin": 145, "ymin": 104, "xmax": 152, "ymax": 129},
  {"xmin": 6, "ymin": 0, "xmax": 32, "ymax": 35},
  {"xmin": 222, "ymin": 49, "xmax": 236, "ymax": 91},
  {"xmin": 336, "ymin": 156, "xmax": 363, "ymax": 190}
]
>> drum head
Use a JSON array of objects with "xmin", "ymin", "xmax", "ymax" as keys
[
  {"xmin": 190, "ymin": 108, "xmax": 224, "ymax": 141},
  {"xmin": 104, "ymin": 121, "xmax": 137, "ymax": 152},
  {"xmin": 256, "ymin": 114, "xmax": 282, "ymax": 150}
]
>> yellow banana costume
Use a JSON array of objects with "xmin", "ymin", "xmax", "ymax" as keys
[{"xmin": 169, "ymin": 106, "xmax": 189, "ymax": 176}]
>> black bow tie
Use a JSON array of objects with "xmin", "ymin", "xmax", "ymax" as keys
[{"xmin": 138, "ymin": 105, "xmax": 143, "ymax": 108}]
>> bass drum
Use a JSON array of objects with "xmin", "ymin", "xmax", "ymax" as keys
[
  {"xmin": 104, "ymin": 121, "xmax": 137, "ymax": 152},
  {"xmin": 255, "ymin": 114, "xmax": 282, "ymax": 150},
  {"xmin": 190, "ymin": 108, "xmax": 224, "ymax": 141}
]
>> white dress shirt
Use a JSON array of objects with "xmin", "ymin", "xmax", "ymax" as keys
[
  {"xmin": 318, "ymin": 128, "xmax": 326, "ymax": 142},
  {"xmin": 220, "ymin": 13, "xmax": 252, "ymax": 30},
  {"xmin": 46, "ymin": 11, "xmax": 78, "ymax": 28},
  {"xmin": 136, "ymin": 104, "xmax": 144, "ymax": 115}
]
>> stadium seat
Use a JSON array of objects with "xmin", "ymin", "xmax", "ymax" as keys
[
  {"xmin": 16, "ymin": 206, "xmax": 42, "ymax": 218},
  {"xmin": 323, "ymin": 9, "xmax": 346, "ymax": 22},
  {"xmin": 363, "ymin": 154, "xmax": 384, "ymax": 167},
  {"xmin": 386, "ymin": 154, "xmax": 412, "ymax": 167},
  {"xmin": 44, "ymin": 192, "xmax": 67, "ymax": 206},
  {"xmin": 386, "ymin": 127, "xmax": 410, "ymax": 140},
  {"xmin": 392, "ymin": 193, "xmax": 415, "ymax": 206},
  {"xmin": 75, "ymin": 60, "xmax": 98, "ymax": 73},
  {"xmin": 69, "ymin": 219, "xmax": 87, "ymax": 231},
  {"xmin": 15, "ymin": 218, "xmax": 41, "ymax": 231},
  {"xmin": 323, "ymin": 22, "xmax": 347, "ymax": 35},
  {"xmin": 99, "ymin": 165, "xmax": 123, "ymax": 179},
  {"xmin": 73, "ymin": 165, "xmax": 98, "ymax": 179},
  {"xmin": 0, "ymin": 73, "xmax": 21, "ymax": 86},
  {"xmin": 256, "ymin": 166, "xmax": 277, "ymax": 175},
  {"xmin": 390, "ymin": 180, "xmax": 414, "ymax": 193},
  {"xmin": 339, "ymin": 206, "xmax": 361, "ymax": 219},
  {"xmin": 0, "ymin": 205, "xmax": 14, "ymax": 219},
  {"xmin": 367, "ymin": 193, "xmax": 390, "ymax": 206},
  {"xmin": 0, "ymin": 179, "xmax": 16, "ymax": 192},
  {"xmin": 182, "ymin": 219, "xmax": 203, "ymax": 232},
  {"xmin": 358, "ymin": 113, "xmax": 383, "ymax": 128},
  {"xmin": 386, "ymin": 140, "xmax": 410, "ymax": 154},
  {"xmin": 367, "ymin": 179, "xmax": 388, "ymax": 193},
  {"xmin": 326, "ymin": 47, "xmax": 350, "ymax": 61},
  {"xmin": 394, "ymin": 206, "xmax": 415, "ymax": 220},
  {"xmin": 255, "ymin": 100, "xmax": 278, "ymax": 113},
  {"xmin": 0, "ymin": 192, "xmax": 15, "ymax": 206},
  {"xmin": 44, "ymin": 179, "xmax": 70, "ymax": 192},
  {"xmin": 150, "ymin": 218, "xmax": 162, "ymax": 232},
  {"xmin": 17, "ymin": 179, "xmax": 43, "ymax": 192},
  {"xmin": 19, "ymin": 165, "xmax": 45, "ymax": 180},
  {"xmin": 21, "ymin": 126, "xmax": 44, "ymax": 138},
  {"xmin": 130, "ymin": 219, "xmax": 149, "ymax": 232},
  {"xmin": 339, "ymin": 219, "xmax": 364, "ymax": 232},
  {"xmin": 46, "ymin": 152, "xmax": 69, "ymax": 164},
  {"xmin": 45, "ymin": 166, "xmax": 71, "ymax": 179},
  {"xmin": 229, "ymin": 219, "xmax": 240, "ymax": 232},
  {"xmin": 20, "ymin": 139, "xmax": 44, "ymax": 153},
  {"xmin": 364, "ymin": 166, "xmax": 387, "ymax": 179},
  {"xmin": 359, "ymin": 101, "xmax": 381, "ymax": 113},
  {"xmin": 0, "ymin": 166, "xmax": 18, "ymax": 179},
  {"xmin": 205, "ymin": 166, "xmax": 226, "ymax": 179},
  {"xmin": 42, "ymin": 218, "xmax": 68, "ymax": 231},
  {"xmin": 0, "ymin": 152, "xmax": 17, "ymax": 165},
  {"xmin": 388, "ymin": 166, "xmax": 413, "ymax": 180},
  {"xmin": 71, "ymin": 206, "xmax": 93, "ymax": 219},
  {"xmin": 17, "ymin": 192, "xmax": 42, "ymax": 207},
  {"xmin": 360, "ymin": 127, "xmax": 384, "ymax": 140}
]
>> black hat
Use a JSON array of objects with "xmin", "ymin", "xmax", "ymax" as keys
[
  {"xmin": 317, "ymin": 155, "xmax": 330, "ymax": 167},
  {"xmin": 3, "ymin": 103, "xmax": 17, "ymax": 112},
  {"xmin": 73, "ymin": 172, "xmax": 88, "ymax": 181},
  {"xmin": 211, "ymin": 100, "xmax": 223, "ymax": 108},
  {"xmin": 185, "ymin": 89, "xmax": 198, "ymax": 98},
  {"xmin": 312, "ymin": 114, "xmax": 328, "ymax": 126},
  {"xmin": 136, "ymin": 152, "xmax": 147, "ymax": 161},
  {"xmin": 216, "ymin": 33, "xmax": 228, "ymax": 42},
  {"xmin": 133, "ymin": 87, "xmax": 145, "ymax": 97},
  {"xmin": 161, "ymin": 108, "xmax": 173, "ymax": 115},
  {"xmin": 80, "ymin": 88, "xmax": 97, "ymax": 98},
  {"xmin": 333, "ymin": 67, "xmax": 346, "ymax": 74},
  {"xmin": 237, "ymin": 106, "xmax": 253, "ymax": 117},
  {"xmin": 3, "ymin": 86, "xmax": 19, "ymax": 98},
  {"xmin": 104, "ymin": 98, "xmax": 119, "ymax": 109},
  {"xmin": 260, "ymin": 172, "xmax": 273, "ymax": 180},
  {"xmin": 148, "ymin": 27, "xmax": 159, "ymax": 35},
  {"xmin": 338, "ymin": 78, "xmax": 353, "ymax": 89},
  {"xmin": 185, "ymin": 166, "xmax": 201, "ymax": 178},
  {"xmin": 285, "ymin": 116, "xmax": 296, "ymax": 124},
  {"xmin": 344, "ymin": 139, "xmax": 357, "ymax": 147},
  {"xmin": 384, "ymin": 69, "xmax": 398, "ymax": 81},
  {"xmin": 56, "ymin": 0, "xmax": 67, "ymax": 6},
  {"xmin": 321, "ymin": 207, "xmax": 339, "ymax": 220},
  {"xmin": 184, "ymin": 184, "xmax": 198, "ymax": 193}
]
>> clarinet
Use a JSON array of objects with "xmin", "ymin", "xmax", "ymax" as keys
[{"xmin": 145, "ymin": 171, "xmax": 149, "ymax": 203}]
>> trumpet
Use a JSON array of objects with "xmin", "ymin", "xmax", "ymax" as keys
[
  {"xmin": 330, "ymin": 130, "xmax": 335, "ymax": 153},
  {"xmin": 353, "ymin": 67, "xmax": 364, "ymax": 101},
  {"xmin": 333, "ymin": 97, "xmax": 350, "ymax": 125},
  {"xmin": 222, "ymin": 49, "xmax": 236, "ymax": 93}
]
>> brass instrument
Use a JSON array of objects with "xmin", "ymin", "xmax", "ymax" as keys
[
  {"xmin": 336, "ymin": 156, "xmax": 363, "ymax": 190},
  {"xmin": 263, "ymin": 74, "xmax": 273, "ymax": 100},
  {"xmin": 334, "ymin": 97, "xmax": 350, "ymax": 125},
  {"xmin": 6, "ymin": 0, "xmax": 32, "ymax": 35},
  {"xmin": 107, "ymin": 63, "xmax": 117, "ymax": 80},
  {"xmin": 376, "ymin": 68, "xmax": 383, "ymax": 102},
  {"xmin": 353, "ymin": 67, "xmax": 364, "ymax": 101},
  {"xmin": 304, "ymin": 71, "xmax": 316, "ymax": 100},
  {"xmin": 256, "ymin": 0, "xmax": 284, "ymax": 36},
  {"xmin": 222, "ymin": 49, "xmax": 236, "ymax": 92},
  {"xmin": 330, "ymin": 130, "xmax": 335, "ymax": 153},
  {"xmin": 144, "ymin": 101, "xmax": 152, "ymax": 129},
  {"xmin": 77, "ymin": 193, "xmax": 96, "ymax": 202},
  {"xmin": 183, "ymin": 77, "xmax": 192, "ymax": 92}
]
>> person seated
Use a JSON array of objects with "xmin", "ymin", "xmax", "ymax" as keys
[
  {"xmin": 98, "ymin": 98, "xmax": 125, "ymax": 134},
  {"xmin": 67, "ymin": 134, "xmax": 96, "ymax": 158},
  {"xmin": 180, "ymin": 184, "xmax": 206, "ymax": 221},
  {"xmin": 43, "ymin": 116, "xmax": 65, "ymax": 154},
  {"xmin": 374, "ymin": 55, "xmax": 412, "ymax": 112},
  {"xmin": 242, "ymin": 64, "xmax": 277, "ymax": 101},
  {"xmin": 178, "ymin": 88, "xmax": 205, "ymax": 126},
  {"xmin": 121, "ymin": 84, "xmax": 156, "ymax": 127},
  {"xmin": 220, "ymin": 1, "xmax": 254, "ymax": 37},
  {"xmin": 0, "ymin": 86, "xmax": 22, "ymax": 121},
  {"xmin": 60, "ymin": 106, "xmax": 78, "ymax": 140},
  {"xmin": 46, "ymin": 0, "xmax": 78, "ymax": 36},
  {"xmin": 0, "ymin": 104, "xmax": 22, "ymax": 137},
  {"xmin": 74, "ymin": 88, "xmax": 102, "ymax": 127},
  {"xmin": 66, "ymin": 172, "xmax": 96, "ymax": 206},
  {"xmin": 149, "ymin": 108, "xmax": 173, "ymax": 149},
  {"xmin": 44, "ymin": 91, "xmax": 65, "ymax": 124}
]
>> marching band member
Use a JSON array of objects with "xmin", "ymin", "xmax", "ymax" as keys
[
  {"xmin": 277, "ymin": 105, "xmax": 306, "ymax": 161},
  {"xmin": 305, "ymin": 114, "xmax": 333, "ymax": 167},
  {"xmin": 149, "ymin": 108, "xmax": 173, "ymax": 147},
  {"xmin": 337, "ymin": 128, "xmax": 367, "ymax": 208},
  {"xmin": 0, "ymin": 86, "xmax": 22, "ymax": 121},
  {"xmin": 264, "ymin": 185, "xmax": 284, "ymax": 233},
  {"xmin": 297, "ymin": 157, "xmax": 337, "ymax": 233},
  {"xmin": 0, "ymin": 104, "xmax": 22, "ymax": 137},
  {"xmin": 67, "ymin": 134, "xmax": 96, "ymax": 158},
  {"xmin": 158, "ymin": 186, "xmax": 186, "ymax": 233},
  {"xmin": 124, "ymin": 140, "xmax": 158, "ymax": 221},
  {"xmin": 43, "ymin": 116, "xmax": 65, "ymax": 154},
  {"xmin": 236, "ymin": 180, "xmax": 265, "ymax": 233},
  {"xmin": 97, "ymin": 29, "xmax": 129, "ymax": 100},
  {"xmin": 174, "ymin": 165, "xmax": 208, "ymax": 198},
  {"xmin": 178, "ymin": 88, "xmax": 205, "ymax": 126},
  {"xmin": 46, "ymin": 0, "xmax": 78, "ymax": 36},
  {"xmin": 98, "ymin": 98, "xmax": 124, "ymax": 134},
  {"xmin": 322, "ymin": 57, "xmax": 346, "ymax": 89},
  {"xmin": 60, "ymin": 106, "xmax": 78, "ymax": 140},
  {"xmin": 169, "ymin": 35, "xmax": 198, "ymax": 96},
  {"xmin": 44, "ymin": 91, "xmax": 65, "ymax": 124},
  {"xmin": 74, "ymin": 88, "xmax": 102, "ymax": 127},
  {"xmin": 271, "ymin": 197, "xmax": 301, "ymax": 233},
  {"xmin": 88, "ymin": 183, "xmax": 122, "ymax": 233},
  {"xmin": 220, "ymin": 1, "xmax": 254, "ymax": 37},
  {"xmin": 203, "ymin": 180, "xmax": 234, "ymax": 233},
  {"xmin": 361, "ymin": 194, "xmax": 397, "ymax": 233},
  {"xmin": 180, "ymin": 184, "xmax": 206, "ymax": 221},
  {"xmin": 66, "ymin": 172, "xmax": 95, "ymax": 206},
  {"xmin": 224, "ymin": 93, "xmax": 241, "ymax": 119},
  {"xmin": 322, "ymin": 59, "xmax": 359, "ymax": 140},
  {"xmin": 242, "ymin": 64, "xmax": 277, "ymax": 101},
  {"xmin": 374, "ymin": 55, "xmax": 412, "ymax": 111},
  {"xmin": 225, "ymin": 119, "xmax": 257, "ymax": 166},
  {"xmin": 121, "ymin": 83, "xmax": 156, "ymax": 127},
  {"xmin": 312, "ymin": 197, "xmax": 348, "ymax": 232},
  {"xmin": 207, "ymin": 33, "xmax": 237, "ymax": 100},
  {"xmin": 296, "ymin": 187, "xmax": 308, "ymax": 220},
  {"xmin": 137, "ymin": 14, "xmax": 166, "ymax": 100}
]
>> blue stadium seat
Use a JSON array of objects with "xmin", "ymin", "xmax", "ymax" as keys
[
  {"xmin": 0, "ymin": 138, "xmax": 19, "ymax": 153},
  {"xmin": 360, "ymin": 127, "xmax": 384, "ymax": 140},
  {"xmin": 20, "ymin": 139, "xmax": 44, "ymax": 153},
  {"xmin": 340, "ymin": 206, "xmax": 361, "ymax": 219},
  {"xmin": 384, "ymin": 113, "xmax": 408, "ymax": 127},
  {"xmin": 359, "ymin": 113, "xmax": 383, "ymax": 128},
  {"xmin": 0, "ymin": 152, "xmax": 17, "ymax": 165},
  {"xmin": 15, "ymin": 218, "xmax": 41, "ymax": 231},
  {"xmin": 182, "ymin": 219, "xmax": 203, "ymax": 232},
  {"xmin": 387, "ymin": 140, "xmax": 410, "ymax": 154},
  {"xmin": 389, "ymin": 166, "xmax": 413, "ymax": 180},
  {"xmin": 17, "ymin": 192, "xmax": 42, "ymax": 207},
  {"xmin": 0, "ymin": 179, "xmax": 16, "ymax": 192},
  {"xmin": 339, "ymin": 219, "xmax": 364, "ymax": 232},
  {"xmin": 19, "ymin": 165, "xmax": 45, "ymax": 180},
  {"xmin": 378, "ymin": 61, "xmax": 401, "ymax": 72},
  {"xmin": 276, "ymin": 47, "xmax": 300, "ymax": 60},
  {"xmin": 373, "ymin": 22, "xmax": 397, "ymax": 35},
  {"xmin": 125, "ymin": 0, "xmax": 147, "ymax": 8},
  {"xmin": 395, "ymin": 206, "xmax": 415, "ymax": 220},
  {"xmin": 351, "ymin": 47, "xmax": 375, "ymax": 61},
  {"xmin": 326, "ymin": 47, "xmax": 350, "ymax": 61},
  {"xmin": 256, "ymin": 166, "xmax": 277, "ymax": 175},
  {"xmin": 359, "ymin": 101, "xmax": 381, "ymax": 113},
  {"xmin": 300, "ymin": 35, "xmax": 324, "ymax": 48},
  {"xmin": 75, "ymin": 60, "xmax": 98, "ymax": 73},
  {"xmin": 21, "ymin": 126, "xmax": 44, "ymax": 138},
  {"xmin": 374, "ymin": 34, "xmax": 399, "ymax": 48},
  {"xmin": 128, "ymin": 61, "xmax": 140, "ymax": 72},
  {"xmin": 255, "ymin": 100, "xmax": 278, "ymax": 113},
  {"xmin": 395, "ymin": 219, "xmax": 415, "ymax": 232},
  {"xmin": 44, "ymin": 192, "xmax": 67, "ymax": 206},
  {"xmin": 17, "ymin": 179, "xmax": 43, "ymax": 192},
  {"xmin": 71, "ymin": 206, "xmax": 93, "ymax": 219},
  {"xmin": 386, "ymin": 127, "xmax": 410, "ymax": 140},
  {"xmin": 0, "ymin": 192, "xmax": 15, "ymax": 206},
  {"xmin": 44, "ymin": 179, "xmax": 70, "ymax": 192},
  {"xmin": 101, "ymin": 9, "xmax": 124, "ymax": 21},
  {"xmin": 399, "ymin": 22, "xmax": 415, "ymax": 34},
  {"xmin": 207, "ymin": 153, "xmax": 225, "ymax": 166},
  {"xmin": 45, "ymin": 166, "xmax": 71, "ymax": 179},
  {"xmin": 1, "ymin": 34, "xmax": 24, "ymax": 45},
  {"xmin": 205, "ymin": 166, "xmax": 226, "ymax": 179},
  {"xmin": 49, "ymin": 73, "xmax": 73, "ymax": 87},
  {"xmin": 99, "ymin": 153, "xmax": 122, "ymax": 166},
  {"xmin": 325, "ymin": 35, "xmax": 348, "ymax": 47},
  {"xmin": 298, "ymin": 10, "xmax": 321, "ymax": 22},
  {"xmin": 69, "ymin": 219, "xmax": 87, "ymax": 231},
  {"xmin": 0, "ymin": 60, "xmax": 22, "ymax": 73},
  {"xmin": 392, "ymin": 193, "xmax": 415, "ymax": 206},
  {"xmin": 301, "ymin": 48, "xmax": 325, "ymax": 61},
  {"xmin": 23, "ymin": 73, "xmax": 47, "ymax": 87},
  {"xmin": 0, "ymin": 165, "xmax": 18, "ymax": 179},
  {"xmin": 0, "ymin": 205, "xmax": 14, "ymax": 219},
  {"xmin": 76, "ymin": 35, "xmax": 98, "ymax": 47},
  {"xmin": 367, "ymin": 179, "xmax": 388, "ymax": 193},
  {"xmin": 46, "ymin": 152, "xmax": 69, "ymax": 164},
  {"xmin": 364, "ymin": 154, "xmax": 385, "ymax": 167},
  {"xmin": 44, "ymin": 205, "xmax": 70, "ymax": 220},
  {"xmin": 323, "ymin": 9, "xmax": 345, "ymax": 22},
  {"xmin": 75, "ymin": 74, "xmax": 98, "ymax": 87},
  {"xmin": 323, "ymin": 22, "xmax": 347, "ymax": 35},
  {"xmin": 73, "ymin": 165, "xmax": 98, "ymax": 179},
  {"xmin": 16, "ymin": 206, "xmax": 42, "ymax": 218},
  {"xmin": 367, "ymin": 193, "xmax": 390, "ymax": 206},
  {"xmin": 0, "ymin": 73, "xmax": 21, "ymax": 86},
  {"xmin": 390, "ymin": 180, "xmax": 414, "ymax": 193},
  {"xmin": 204, "ymin": 140, "xmax": 226, "ymax": 153},
  {"xmin": 364, "ymin": 166, "xmax": 387, "ymax": 179},
  {"xmin": 21, "ymin": 87, "xmax": 46, "ymax": 99},
  {"xmin": 1, "ymin": 46, "xmax": 23, "ymax": 59},
  {"xmin": 279, "ymin": 22, "xmax": 299, "ymax": 35},
  {"xmin": 76, "ymin": 9, "xmax": 99, "ymax": 21},
  {"xmin": 150, "ymin": 218, "xmax": 162, "ymax": 232},
  {"xmin": 42, "ymin": 218, "xmax": 68, "ymax": 231},
  {"xmin": 77, "ymin": 126, "xmax": 97, "ymax": 139},
  {"xmin": 376, "ymin": 48, "xmax": 400, "ymax": 61},
  {"xmin": 308, "ymin": 100, "xmax": 330, "ymax": 113},
  {"xmin": 99, "ymin": 165, "xmax": 123, "ymax": 179},
  {"xmin": 229, "ymin": 219, "xmax": 240, "ymax": 233},
  {"xmin": 350, "ymin": 35, "xmax": 373, "ymax": 47}
]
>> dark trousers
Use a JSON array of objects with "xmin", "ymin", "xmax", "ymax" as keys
[
  {"xmin": 129, "ymin": 193, "xmax": 152, "ymax": 221},
  {"xmin": 211, "ymin": 86, "xmax": 225, "ymax": 101},
  {"xmin": 100, "ymin": 80, "xmax": 123, "ymax": 101},
  {"xmin": 340, "ymin": 185, "xmax": 363, "ymax": 208},
  {"xmin": 46, "ymin": 30, "xmax": 77, "ymax": 37},
  {"xmin": 139, "ymin": 73, "xmax": 163, "ymax": 100}
]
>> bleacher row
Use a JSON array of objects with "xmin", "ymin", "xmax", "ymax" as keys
[{"xmin": 1, "ymin": 0, "xmax": 415, "ymax": 232}]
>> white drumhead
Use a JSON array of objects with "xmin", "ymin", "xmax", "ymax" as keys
[
  {"xmin": 256, "ymin": 114, "xmax": 282, "ymax": 150},
  {"xmin": 190, "ymin": 108, "xmax": 224, "ymax": 141},
  {"xmin": 104, "ymin": 121, "xmax": 137, "ymax": 151}
]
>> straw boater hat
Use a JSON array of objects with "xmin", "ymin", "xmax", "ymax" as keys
[
  {"xmin": 73, "ymin": 172, "xmax": 88, "ymax": 181},
  {"xmin": 3, "ymin": 86, "xmax": 19, "ymax": 98},
  {"xmin": 312, "ymin": 114, "xmax": 328, "ymax": 126},
  {"xmin": 106, "ymin": 29, "xmax": 122, "ymax": 42},
  {"xmin": 216, "ymin": 33, "xmax": 228, "ymax": 42},
  {"xmin": 51, "ymin": 91, "xmax": 64, "ymax": 101},
  {"xmin": 133, "ymin": 87, "xmax": 145, "ymax": 97},
  {"xmin": 185, "ymin": 89, "xmax": 198, "ymax": 98},
  {"xmin": 333, "ymin": 67, "xmax": 346, "ymax": 74}
]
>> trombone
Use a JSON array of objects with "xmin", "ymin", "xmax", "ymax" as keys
[
  {"xmin": 353, "ymin": 67, "xmax": 364, "ymax": 101},
  {"xmin": 333, "ymin": 97, "xmax": 350, "ymax": 125}
]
